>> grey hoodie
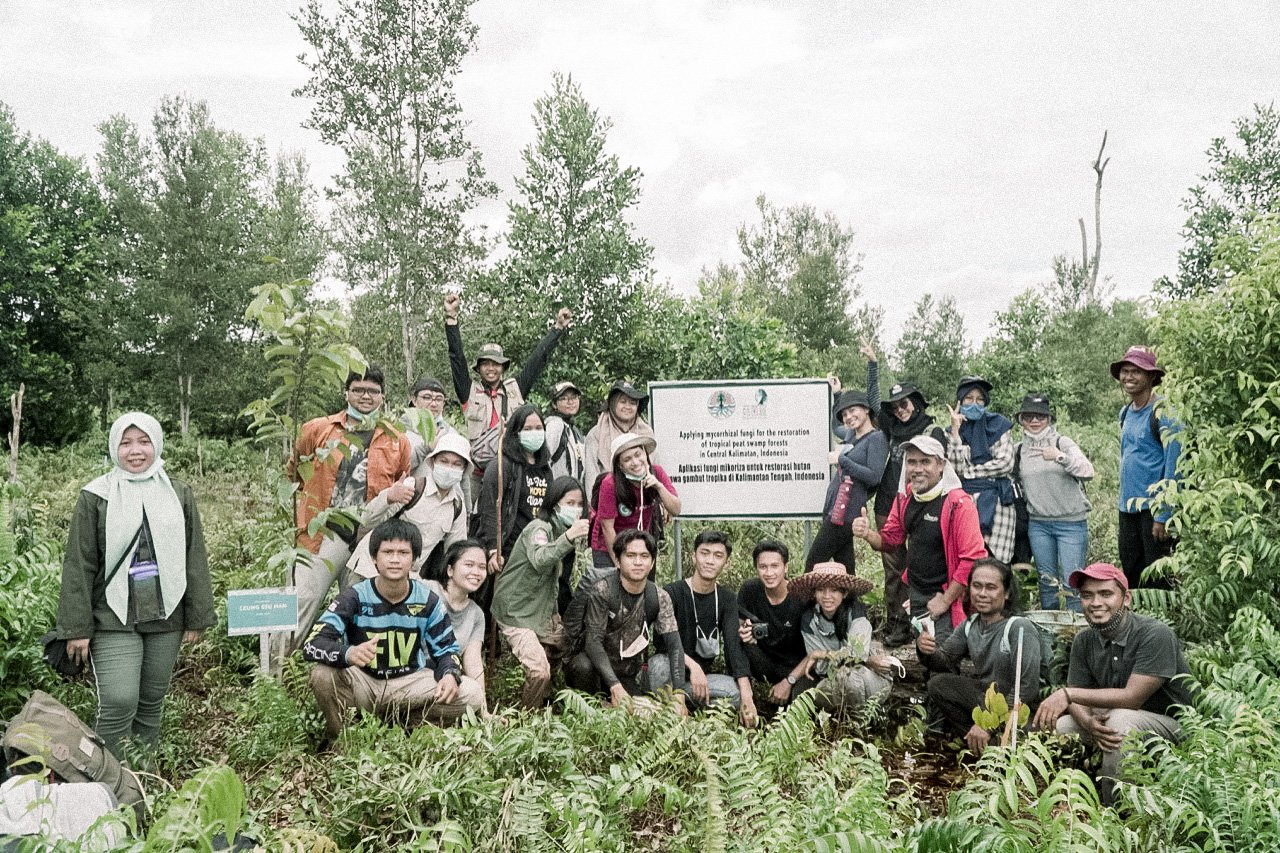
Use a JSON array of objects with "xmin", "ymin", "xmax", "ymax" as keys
[{"xmin": 1017, "ymin": 426, "xmax": 1093, "ymax": 522}]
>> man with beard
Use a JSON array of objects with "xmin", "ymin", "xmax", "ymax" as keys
[{"xmin": 1033, "ymin": 562, "xmax": 1194, "ymax": 804}]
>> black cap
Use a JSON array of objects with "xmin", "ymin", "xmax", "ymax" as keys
[
  {"xmin": 411, "ymin": 376, "xmax": 445, "ymax": 396},
  {"xmin": 956, "ymin": 375, "xmax": 993, "ymax": 403},
  {"xmin": 608, "ymin": 380, "xmax": 648, "ymax": 404},
  {"xmin": 1016, "ymin": 393, "xmax": 1053, "ymax": 418},
  {"xmin": 834, "ymin": 390, "xmax": 871, "ymax": 416}
]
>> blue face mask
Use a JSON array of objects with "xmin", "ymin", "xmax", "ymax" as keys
[
  {"xmin": 518, "ymin": 430, "xmax": 546, "ymax": 452},
  {"xmin": 347, "ymin": 404, "xmax": 378, "ymax": 423},
  {"xmin": 960, "ymin": 403, "xmax": 986, "ymax": 421},
  {"xmin": 556, "ymin": 505, "xmax": 582, "ymax": 527}
]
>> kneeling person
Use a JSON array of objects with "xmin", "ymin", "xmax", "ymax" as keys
[
  {"xmin": 737, "ymin": 541, "xmax": 812, "ymax": 705},
  {"xmin": 661, "ymin": 530, "xmax": 757, "ymax": 726},
  {"xmin": 918, "ymin": 558, "xmax": 1042, "ymax": 755},
  {"xmin": 790, "ymin": 562, "xmax": 895, "ymax": 714},
  {"xmin": 564, "ymin": 529, "xmax": 687, "ymax": 711},
  {"xmin": 304, "ymin": 518, "xmax": 485, "ymax": 739},
  {"xmin": 1032, "ymin": 562, "xmax": 1194, "ymax": 803}
]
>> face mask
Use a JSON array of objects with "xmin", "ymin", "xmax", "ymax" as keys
[
  {"xmin": 518, "ymin": 430, "xmax": 546, "ymax": 452},
  {"xmin": 346, "ymin": 404, "xmax": 378, "ymax": 423},
  {"xmin": 624, "ymin": 469, "xmax": 648, "ymax": 483},
  {"xmin": 432, "ymin": 465, "xmax": 464, "ymax": 490},
  {"xmin": 556, "ymin": 504, "xmax": 582, "ymax": 527},
  {"xmin": 960, "ymin": 403, "xmax": 986, "ymax": 421}
]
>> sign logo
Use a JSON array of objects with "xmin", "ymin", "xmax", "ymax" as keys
[
  {"xmin": 707, "ymin": 390, "xmax": 736, "ymax": 419},
  {"xmin": 756, "ymin": 389, "xmax": 768, "ymax": 405}
]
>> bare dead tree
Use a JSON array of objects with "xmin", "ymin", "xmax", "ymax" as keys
[{"xmin": 8, "ymin": 384, "xmax": 24, "ymax": 481}]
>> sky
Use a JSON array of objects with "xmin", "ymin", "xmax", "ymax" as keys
[{"xmin": 3, "ymin": 0, "xmax": 1278, "ymax": 347}]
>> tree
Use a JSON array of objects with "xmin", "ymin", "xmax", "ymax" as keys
[
  {"xmin": 1160, "ymin": 103, "xmax": 1280, "ymax": 299},
  {"xmin": 96, "ymin": 98, "xmax": 323, "ymax": 436},
  {"xmin": 1150, "ymin": 216, "xmax": 1280, "ymax": 637},
  {"xmin": 894, "ymin": 294, "xmax": 967, "ymax": 407},
  {"xmin": 465, "ymin": 72, "xmax": 654, "ymax": 400},
  {"xmin": 737, "ymin": 196, "xmax": 873, "ymax": 363},
  {"xmin": 0, "ymin": 103, "xmax": 109, "ymax": 443},
  {"xmin": 295, "ymin": 0, "xmax": 496, "ymax": 390}
]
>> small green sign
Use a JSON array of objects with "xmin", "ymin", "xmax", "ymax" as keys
[{"xmin": 227, "ymin": 587, "xmax": 298, "ymax": 636}]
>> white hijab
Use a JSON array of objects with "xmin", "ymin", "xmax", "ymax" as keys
[{"xmin": 82, "ymin": 412, "xmax": 187, "ymax": 623}]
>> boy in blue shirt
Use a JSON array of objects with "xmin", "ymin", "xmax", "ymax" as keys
[
  {"xmin": 304, "ymin": 518, "xmax": 485, "ymax": 740},
  {"xmin": 1111, "ymin": 346, "xmax": 1181, "ymax": 589}
]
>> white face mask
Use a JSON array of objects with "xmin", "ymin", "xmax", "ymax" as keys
[
  {"xmin": 556, "ymin": 504, "xmax": 582, "ymax": 526},
  {"xmin": 432, "ymin": 465, "xmax": 464, "ymax": 490}
]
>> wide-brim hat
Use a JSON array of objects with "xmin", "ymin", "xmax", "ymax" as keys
[
  {"xmin": 1016, "ymin": 393, "xmax": 1053, "ymax": 419},
  {"xmin": 428, "ymin": 432, "xmax": 472, "ymax": 466},
  {"xmin": 881, "ymin": 382, "xmax": 926, "ymax": 416},
  {"xmin": 956, "ymin": 375, "xmax": 993, "ymax": 403},
  {"xmin": 607, "ymin": 380, "xmax": 649, "ymax": 405},
  {"xmin": 550, "ymin": 380, "xmax": 581, "ymax": 400},
  {"xmin": 473, "ymin": 343, "xmax": 511, "ymax": 371},
  {"xmin": 1109, "ymin": 345, "xmax": 1164, "ymax": 385},
  {"xmin": 834, "ymin": 390, "xmax": 871, "ymax": 417},
  {"xmin": 609, "ymin": 431, "xmax": 656, "ymax": 462},
  {"xmin": 790, "ymin": 562, "xmax": 874, "ymax": 598}
]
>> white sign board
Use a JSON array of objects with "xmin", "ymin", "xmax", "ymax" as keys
[{"xmin": 649, "ymin": 379, "xmax": 832, "ymax": 518}]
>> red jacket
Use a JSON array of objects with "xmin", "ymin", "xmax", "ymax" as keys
[
  {"xmin": 878, "ymin": 486, "xmax": 987, "ymax": 627},
  {"xmin": 290, "ymin": 412, "xmax": 412, "ymax": 553}
]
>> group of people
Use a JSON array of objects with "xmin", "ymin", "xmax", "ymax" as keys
[{"xmin": 51, "ymin": 294, "xmax": 1190, "ymax": 804}]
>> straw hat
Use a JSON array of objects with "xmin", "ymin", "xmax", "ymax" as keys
[
  {"xmin": 609, "ymin": 432, "xmax": 657, "ymax": 462},
  {"xmin": 790, "ymin": 561, "xmax": 874, "ymax": 598}
]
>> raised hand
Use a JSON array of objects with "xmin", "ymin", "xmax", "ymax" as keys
[
  {"xmin": 443, "ymin": 291, "xmax": 461, "ymax": 322},
  {"xmin": 947, "ymin": 401, "xmax": 964, "ymax": 434},
  {"xmin": 554, "ymin": 307, "xmax": 573, "ymax": 330},
  {"xmin": 851, "ymin": 506, "xmax": 871, "ymax": 540},
  {"xmin": 859, "ymin": 339, "xmax": 877, "ymax": 362}
]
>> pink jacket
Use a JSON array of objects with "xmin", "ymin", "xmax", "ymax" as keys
[{"xmin": 878, "ymin": 486, "xmax": 987, "ymax": 627}]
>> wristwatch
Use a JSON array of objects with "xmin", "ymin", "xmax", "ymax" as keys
[{"xmin": 786, "ymin": 675, "xmax": 798, "ymax": 685}]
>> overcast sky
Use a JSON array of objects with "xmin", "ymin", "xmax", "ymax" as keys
[{"xmin": 3, "ymin": 0, "xmax": 1278, "ymax": 346}]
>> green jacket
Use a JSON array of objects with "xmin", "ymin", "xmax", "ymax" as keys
[
  {"xmin": 56, "ymin": 479, "xmax": 215, "ymax": 638},
  {"xmin": 491, "ymin": 517, "xmax": 575, "ymax": 633}
]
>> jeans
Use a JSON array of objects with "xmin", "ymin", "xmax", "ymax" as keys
[
  {"xmin": 90, "ymin": 629, "xmax": 183, "ymax": 760},
  {"xmin": 1028, "ymin": 519, "xmax": 1087, "ymax": 611},
  {"xmin": 646, "ymin": 655, "xmax": 742, "ymax": 710}
]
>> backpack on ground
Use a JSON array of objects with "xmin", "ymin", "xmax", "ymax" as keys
[
  {"xmin": 962, "ymin": 614, "xmax": 1054, "ymax": 692},
  {"xmin": 562, "ymin": 571, "xmax": 659, "ymax": 655},
  {"xmin": 2, "ymin": 690, "xmax": 145, "ymax": 814}
]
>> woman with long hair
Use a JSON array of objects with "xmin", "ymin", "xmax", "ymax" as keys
[
  {"xmin": 56, "ymin": 412, "xmax": 215, "ymax": 761},
  {"xmin": 492, "ymin": 477, "xmax": 591, "ymax": 708},
  {"xmin": 588, "ymin": 433, "xmax": 680, "ymax": 576},
  {"xmin": 477, "ymin": 404, "xmax": 553, "ymax": 575},
  {"xmin": 426, "ymin": 539, "xmax": 490, "ymax": 713}
]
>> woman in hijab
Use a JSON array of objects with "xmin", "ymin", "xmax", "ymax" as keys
[
  {"xmin": 581, "ymin": 380, "xmax": 656, "ymax": 504},
  {"xmin": 946, "ymin": 376, "xmax": 1017, "ymax": 563},
  {"xmin": 56, "ymin": 412, "xmax": 214, "ymax": 760}
]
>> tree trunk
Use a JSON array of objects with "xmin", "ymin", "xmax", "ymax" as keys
[
  {"xmin": 7, "ymin": 383, "xmax": 23, "ymax": 481},
  {"xmin": 1091, "ymin": 131, "xmax": 1110, "ymax": 292},
  {"xmin": 178, "ymin": 373, "xmax": 193, "ymax": 436}
]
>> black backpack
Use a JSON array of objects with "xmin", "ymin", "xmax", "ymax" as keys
[
  {"xmin": 1119, "ymin": 396, "xmax": 1166, "ymax": 447},
  {"xmin": 562, "ymin": 571, "xmax": 659, "ymax": 655}
]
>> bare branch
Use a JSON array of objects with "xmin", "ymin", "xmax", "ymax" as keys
[{"xmin": 1091, "ymin": 131, "xmax": 1109, "ymax": 291}]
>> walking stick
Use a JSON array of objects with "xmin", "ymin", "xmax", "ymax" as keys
[{"xmin": 1002, "ymin": 626, "xmax": 1026, "ymax": 748}]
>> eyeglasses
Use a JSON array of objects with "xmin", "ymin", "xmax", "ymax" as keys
[
  {"xmin": 415, "ymin": 393, "xmax": 446, "ymax": 404},
  {"xmin": 1020, "ymin": 413, "xmax": 1050, "ymax": 421},
  {"xmin": 892, "ymin": 399, "xmax": 913, "ymax": 411},
  {"xmin": 348, "ymin": 386, "xmax": 383, "ymax": 398}
]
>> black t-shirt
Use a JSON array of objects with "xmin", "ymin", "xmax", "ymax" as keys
[
  {"xmin": 904, "ymin": 494, "xmax": 947, "ymax": 593},
  {"xmin": 513, "ymin": 470, "xmax": 549, "ymax": 545},
  {"xmin": 737, "ymin": 577, "xmax": 806, "ymax": 667}
]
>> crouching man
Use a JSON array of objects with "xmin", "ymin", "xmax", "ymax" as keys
[
  {"xmin": 1032, "ymin": 562, "xmax": 1194, "ymax": 803},
  {"xmin": 304, "ymin": 518, "xmax": 485, "ymax": 740},
  {"xmin": 563, "ymin": 529, "xmax": 687, "ymax": 713}
]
